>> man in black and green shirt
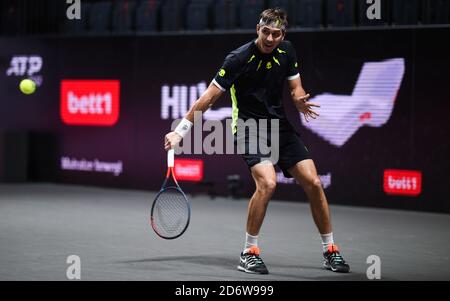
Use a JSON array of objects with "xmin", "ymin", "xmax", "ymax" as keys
[{"xmin": 165, "ymin": 8, "xmax": 350, "ymax": 274}]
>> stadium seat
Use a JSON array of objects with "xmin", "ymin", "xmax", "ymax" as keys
[
  {"xmin": 213, "ymin": 0, "xmax": 238, "ymax": 30},
  {"xmin": 0, "ymin": 0, "xmax": 21, "ymax": 35},
  {"xmin": 88, "ymin": 1, "xmax": 112, "ymax": 33},
  {"xmin": 112, "ymin": 0, "xmax": 136, "ymax": 33},
  {"xmin": 391, "ymin": 0, "xmax": 420, "ymax": 25},
  {"xmin": 186, "ymin": 0, "xmax": 211, "ymax": 30},
  {"xmin": 293, "ymin": 0, "xmax": 323, "ymax": 28},
  {"xmin": 238, "ymin": 0, "xmax": 264, "ymax": 29},
  {"xmin": 161, "ymin": 0, "xmax": 188, "ymax": 31},
  {"xmin": 422, "ymin": 0, "xmax": 450, "ymax": 24},
  {"xmin": 136, "ymin": 0, "xmax": 161, "ymax": 32},
  {"xmin": 327, "ymin": 0, "xmax": 355, "ymax": 27}
]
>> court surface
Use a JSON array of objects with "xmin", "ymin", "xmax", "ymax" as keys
[{"xmin": 1, "ymin": 183, "xmax": 449, "ymax": 281}]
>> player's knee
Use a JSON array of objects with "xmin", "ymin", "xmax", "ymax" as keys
[
  {"xmin": 257, "ymin": 179, "xmax": 277, "ymax": 195},
  {"xmin": 304, "ymin": 177, "xmax": 323, "ymax": 192}
]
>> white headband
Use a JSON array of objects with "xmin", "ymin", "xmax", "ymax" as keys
[{"xmin": 259, "ymin": 18, "xmax": 286, "ymax": 31}]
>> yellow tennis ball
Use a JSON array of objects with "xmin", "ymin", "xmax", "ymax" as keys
[{"xmin": 19, "ymin": 79, "xmax": 36, "ymax": 95}]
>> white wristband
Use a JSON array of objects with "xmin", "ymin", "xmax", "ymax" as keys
[{"xmin": 174, "ymin": 118, "xmax": 193, "ymax": 138}]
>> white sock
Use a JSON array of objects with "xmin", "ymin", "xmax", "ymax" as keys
[
  {"xmin": 244, "ymin": 232, "xmax": 258, "ymax": 253},
  {"xmin": 320, "ymin": 233, "xmax": 334, "ymax": 253}
]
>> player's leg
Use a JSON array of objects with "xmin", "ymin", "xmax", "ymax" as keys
[
  {"xmin": 237, "ymin": 161, "xmax": 275, "ymax": 274},
  {"xmin": 288, "ymin": 159, "xmax": 331, "ymax": 234},
  {"xmin": 288, "ymin": 159, "xmax": 350, "ymax": 273},
  {"xmin": 247, "ymin": 161, "xmax": 276, "ymax": 237}
]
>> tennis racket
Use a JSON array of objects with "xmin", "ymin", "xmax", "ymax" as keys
[{"xmin": 150, "ymin": 149, "xmax": 191, "ymax": 239}]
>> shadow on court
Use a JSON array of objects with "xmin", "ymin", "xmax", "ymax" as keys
[{"xmin": 116, "ymin": 255, "xmax": 372, "ymax": 281}]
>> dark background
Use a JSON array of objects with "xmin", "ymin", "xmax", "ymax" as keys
[{"xmin": 1, "ymin": 27, "xmax": 449, "ymax": 213}]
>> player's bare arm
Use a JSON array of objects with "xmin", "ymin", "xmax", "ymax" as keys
[
  {"xmin": 164, "ymin": 83, "xmax": 224, "ymax": 150},
  {"xmin": 288, "ymin": 77, "xmax": 320, "ymax": 122}
]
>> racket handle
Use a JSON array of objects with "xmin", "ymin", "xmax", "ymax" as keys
[{"xmin": 167, "ymin": 149, "xmax": 174, "ymax": 167}]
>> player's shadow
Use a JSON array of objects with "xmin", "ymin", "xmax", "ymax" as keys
[
  {"xmin": 118, "ymin": 254, "xmax": 238, "ymax": 268},
  {"xmin": 117, "ymin": 255, "xmax": 245, "ymax": 278},
  {"xmin": 117, "ymin": 255, "xmax": 393, "ymax": 281}
]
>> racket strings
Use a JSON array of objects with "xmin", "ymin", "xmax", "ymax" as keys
[{"xmin": 152, "ymin": 189, "xmax": 189, "ymax": 238}]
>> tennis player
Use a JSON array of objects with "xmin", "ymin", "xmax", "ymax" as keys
[{"xmin": 164, "ymin": 8, "xmax": 350, "ymax": 274}]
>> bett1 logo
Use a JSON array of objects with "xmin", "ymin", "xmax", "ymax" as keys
[
  {"xmin": 383, "ymin": 169, "xmax": 422, "ymax": 197},
  {"xmin": 60, "ymin": 80, "xmax": 120, "ymax": 126}
]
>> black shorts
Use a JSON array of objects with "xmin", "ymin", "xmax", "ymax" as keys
[{"xmin": 234, "ymin": 129, "xmax": 311, "ymax": 178}]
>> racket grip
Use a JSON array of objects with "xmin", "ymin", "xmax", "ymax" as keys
[{"xmin": 167, "ymin": 149, "xmax": 174, "ymax": 167}]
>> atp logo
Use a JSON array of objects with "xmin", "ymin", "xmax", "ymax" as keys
[{"xmin": 6, "ymin": 55, "xmax": 44, "ymax": 86}]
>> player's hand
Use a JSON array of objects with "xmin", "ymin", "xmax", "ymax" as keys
[
  {"xmin": 164, "ymin": 131, "xmax": 182, "ymax": 151},
  {"xmin": 294, "ymin": 94, "xmax": 320, "ymax": 122}
]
